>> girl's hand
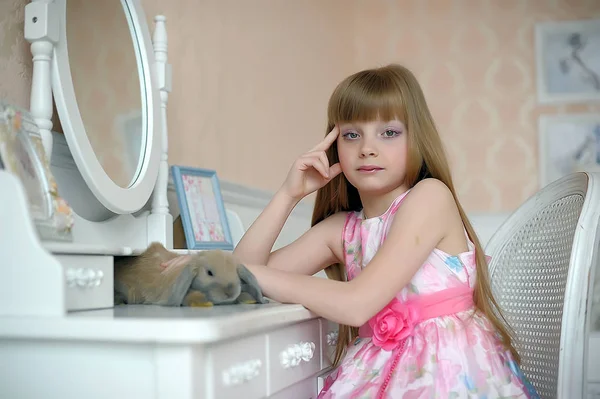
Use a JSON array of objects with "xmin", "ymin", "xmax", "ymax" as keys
[
  {"xmin": 160, "ymin": 254, "xmax": 192, "ymax": 270},
  {"xmin": 280, "ymin": 126, "xmax": 342, "ymax": 201}
]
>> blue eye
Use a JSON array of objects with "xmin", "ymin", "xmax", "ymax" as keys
[
  {"xmin": 343, "ymin": 132, "xmax": 359, "ymax": 139},
  {"xmin": 383, "ymin": 129, "xmax": 400, "ymax": 137}
]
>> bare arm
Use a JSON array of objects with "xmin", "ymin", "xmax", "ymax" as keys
[
  {"xmin": 165, "ymin": 208, "xmax": 347, "ymax": 277},
  {"xmin": 245, "ymin": 179, "xmax": 467, "ymax": 327},
  {"xmin": 232, "ymin": 190, "xmax": 300, "ymax": 266},
  {"xmin": 265, "ymin": 211, "xmax": 347, "ymax": 275},
  {"xmin": 233, "ymin": 192, "xmax": 347, "ymax": 275},
  {"xmin": 233, "ymin": 127, "xmax": 342, "ymax": 272}
]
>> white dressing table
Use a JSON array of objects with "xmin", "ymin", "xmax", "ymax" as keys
[
  {"xmin": 0, "ymin": 1, "xmax": 335, "ymax": 397},
  {"xmin": 0, "ymin": 302, "xmax": 335, "ymax": 398}
]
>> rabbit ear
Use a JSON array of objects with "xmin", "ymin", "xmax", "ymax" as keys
[
  {"xmin": 236, "ymin": 264, "xmax": 269, "ymax": 304},
  {"xmin": 164, "ymin": 265, "xmax": 197, "ymax": 306}
]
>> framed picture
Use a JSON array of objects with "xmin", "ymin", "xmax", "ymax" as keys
[
  {"xmin": 171, "ymin": 165, "xmax": 234, "ymax": 250},
  {"xmin": 538, "ymin": 113, "xmax": 600, "ymax": 188},
  {"xmin": 535, "ymin": 18, "xmax": 600, "ymax": 104}
]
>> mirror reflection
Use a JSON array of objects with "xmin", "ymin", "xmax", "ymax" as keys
[{"xmin": 66, "ymin": 0, "xmax": 146, "ymax": 188}]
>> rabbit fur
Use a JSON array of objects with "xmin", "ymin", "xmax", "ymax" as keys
[{"xmin": 114, "ymin": 242, "xmax": 268, "ymax": 307}]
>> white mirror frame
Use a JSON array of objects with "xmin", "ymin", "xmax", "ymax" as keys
[{"xmin": 52, "ymin": 0, "xmax": 161, "ymax": 214}]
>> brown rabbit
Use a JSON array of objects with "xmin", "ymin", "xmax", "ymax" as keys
[{"xmin": 114, "ymin": 242, "xmax": 267, "ymax": 307}]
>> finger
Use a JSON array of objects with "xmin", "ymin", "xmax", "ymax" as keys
[
  {"xmin": 177, "ymin": 255, "xmax": 192, "ymax": 266},
  {"xmin": 301, "ymin": 151, "xmax": 329, "ymax": 169},
  {"xmin": 161, "ymin": 255, "xmax": 190, "ymax": 269},
  {"xmin": 160, "ymin": 259, "xmax": 177, "ymax": 269},
  {"xmin": 328, "ymin": 163, "xmax": 342, "ymax": 179},
  {"xmin": 317, "ymin": 151, "xmax": 330, "ymax": 172},
  {"xmin": 311, "ymin": 126, "xmax": 339, "ymax": 152},
  {"xmin": 299, "ymin": 157, "xmax": 329, "ymax": 179}
]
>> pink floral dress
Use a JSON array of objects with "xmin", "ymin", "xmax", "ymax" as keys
[{"xmin": 318, "ymin": 190, "xmax": 539, "ymax": 399}]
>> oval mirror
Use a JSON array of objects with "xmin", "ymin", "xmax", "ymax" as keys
[{"xmin": 52, "ymin": 0, "xmax": 160, "ymax": 217}]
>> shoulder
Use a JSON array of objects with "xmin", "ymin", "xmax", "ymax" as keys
[
  {"xmin": 387, "ymin": 178, "xmax": 459, "ymax": 239},
  {"xmin": 404, "ymin": 178, "xmax": 456, "ymax": 213}
]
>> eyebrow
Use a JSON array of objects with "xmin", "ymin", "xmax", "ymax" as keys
[{"xmin": 339, "ymin": 120, "xmax": 405, "ymax": 130}]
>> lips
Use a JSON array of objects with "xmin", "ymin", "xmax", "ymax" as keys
[{"xmin": 357, "ymin": 165, "xmax": 384, "ymax": 172}]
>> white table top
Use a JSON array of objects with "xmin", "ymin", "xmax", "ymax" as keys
[{"xmin": 0, "ymin": 303, "xmax": 319, "ymax": 344}]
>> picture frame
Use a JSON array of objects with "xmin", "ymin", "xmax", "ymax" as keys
[
  {"xmin": 538, "ymin": 113, "xmax": 600, "ymax": 188},
  {"xmin": 535, "ymin": 18, "xmax": 600, "ymax": 104},
  {"xmin": 171, "ymin": 165, "xmax": 234, "ymax": 250},
  {"xmin": 0, "ymin": 101, "xmax": 74, "ymax": 241}
]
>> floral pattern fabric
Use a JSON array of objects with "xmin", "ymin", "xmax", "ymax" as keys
[{"xmin": 318, "ymin": 190, "xmax": 539, "ymax": 399}]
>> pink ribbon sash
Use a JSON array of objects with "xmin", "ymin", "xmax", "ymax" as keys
[
  {"xmin": 358, "ymin": 285, "xmax": 474, "ymax": 340},
  {"xmin": 357, "ymin": 285, "xmax": 474, "ymax": 399}
]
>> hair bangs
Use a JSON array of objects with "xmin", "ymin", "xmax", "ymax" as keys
[{"xmin": 328, "ymin": 70, "xmax": 406, "ymax": 125}]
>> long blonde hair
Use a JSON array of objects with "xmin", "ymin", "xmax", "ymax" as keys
[{"xmin": 311, "ymin": 64, "xmax": 520, "ymax": 367}]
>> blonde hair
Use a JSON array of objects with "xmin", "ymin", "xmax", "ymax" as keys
[{"xmin": 311, "ymin": 64, "xmax": 520, "ymax": 367}]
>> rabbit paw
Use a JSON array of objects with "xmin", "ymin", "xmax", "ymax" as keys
[
  {"xmin": 183, "ymin": 291, "xmax": 213, "ymax": 307},
  {"xmin": 190, "ymin": 301, "xmax": 214, "ymax": 307},
  {"xmin": 236, "ymin": 292, "xmax": 258, "ymax": 304}
]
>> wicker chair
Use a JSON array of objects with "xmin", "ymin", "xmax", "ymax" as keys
[{"xmin": 485, "ymin": 172, "xmax": 600, "ymax": 399}]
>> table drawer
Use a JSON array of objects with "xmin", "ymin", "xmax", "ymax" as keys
[
  {"xmin": 268, "ymin": 319, "xmax": 322, "ymax": 395},
  {"xmin": 269, "ymin": 377, "xmax": 318, "ymax": 399},
  {"xmin": 57, "ymin": 255, "xmax": 114, "ymax": 311},
  {"xmin": 207, "ymin": 333, "xmax": 267, "ymax": 399}
]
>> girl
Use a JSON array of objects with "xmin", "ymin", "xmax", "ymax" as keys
[{"xmin": 166, "ymin": 64, "xmax": 539, "ymax": 398}]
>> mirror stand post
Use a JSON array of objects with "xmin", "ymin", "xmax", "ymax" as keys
[
  {"xmin": 147, "ymin": 15, "xmax": 173, "ymax": 249},
  {"xmin": 25, "ymin": 0, "xmax": 59, "ymax": 162}
]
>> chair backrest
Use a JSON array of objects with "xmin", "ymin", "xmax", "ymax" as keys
[{"xmin": 485, "ymin": 172, "xmax": 600, "ymax": 399}]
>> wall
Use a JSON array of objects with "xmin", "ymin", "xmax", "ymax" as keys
[
  {"xmin": 347, "ymin": 0, "xmax": 600, "ymax": 211},
  {"xmin": 1, "ymin": 0, "xmax": 599, "ymax": 213},
  {"xmin": 0, "ymin": 0, "xmax": 32, "ymax": 110}
]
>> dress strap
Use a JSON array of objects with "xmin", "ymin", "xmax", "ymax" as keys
[
  {"xmin": 386, "ymin": 189, "xmax": 411, "ymax": 216},
  {"xmin": 379, "ymin": 189, "xmax": 411, "ymax": 245}
]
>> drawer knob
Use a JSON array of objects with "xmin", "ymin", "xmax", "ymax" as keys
[
  {"xmin": 326, "ymin": 331, "xmax": 339, "ymax": 346},
  {"xmin": 279, "ymin": 341, "xmax": 316, "ymax": 369},
  {"xmin": 222, "ymin": 359, "xmax": 262, "ymax": 386},
  {"xmin": 66, "ymin": 268, "xmax": 104, "ymax": 289}
]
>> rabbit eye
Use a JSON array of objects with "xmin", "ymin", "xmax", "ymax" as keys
[{"xmin": 207, "ymin": 269, "xmax": 214, "ymax": 277}]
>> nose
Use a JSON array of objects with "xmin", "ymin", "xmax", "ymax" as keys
[{"xmin": 359, "ymin": 140, "xmax": 378, "ymax": 158}]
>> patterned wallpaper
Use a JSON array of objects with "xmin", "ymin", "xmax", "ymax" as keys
[
  {"xmin": 1, "ymin": 0, "xmax": 599, "ymax": 212},
  {"xmin": 349, "ymin": 0, "xmax": 600, "ymax": 211},
  {"xmin": 0, "ymin": 0, "xmax": 32, "ymax": 109}
]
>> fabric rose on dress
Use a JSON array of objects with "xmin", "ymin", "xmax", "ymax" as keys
[{"xmin": 368, "ymin": 298, "xmax": 419, "ymax": 351}]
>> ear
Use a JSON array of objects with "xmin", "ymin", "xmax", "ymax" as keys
[
  {"xmin": 163, "ymin": 265, "xmax": 197, "ymax": 306},
  {"xmin": 236, "ymin": 264, "xmax": 269, "ymax": 304}
]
